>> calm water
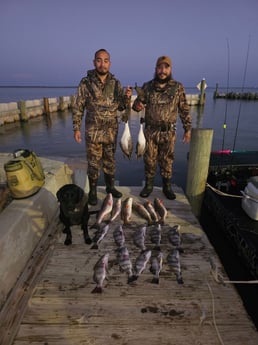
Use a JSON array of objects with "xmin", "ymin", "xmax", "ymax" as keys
[{"xmin": 0, "ymin": 87, "xmax": 258, "ymax": 189}]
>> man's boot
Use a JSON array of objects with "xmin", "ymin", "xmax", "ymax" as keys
[
  {"xmin": 88, "ymin": 178, "xmax": 98, "ymax": 205},
  {"xmin": 104, "ymin": 174, "xmax": 122, "ymax": 198},
  {"xmin": 140, "ymin": 177, "xmax": 154, "ymax": 198},
  {"xmin": 162, "ymin": 178, "xmax": 176, "ymax": 200}
]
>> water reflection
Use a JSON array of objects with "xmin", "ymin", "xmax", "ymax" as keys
[{"xmin": 1, "ymin": 90, "xmax": 258, "ymax": 189}]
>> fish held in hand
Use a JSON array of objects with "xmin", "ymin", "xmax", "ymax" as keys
[
  {"xmin": 150, "ymin": 251, "xmax": 163, "ymax": 284},
  {"xmin": 135, "ymin": 122, "xmax": 146, "ymax": 159},
  {"xmin": 92, "ymin": 253, "xmax": 109, "ymax": 293},
  {"xmin": 154, "ymin": 197, "xmax": 168, "ymax": 225},
  {"xmin": 120, "ymin": 121, "xmax": 133, "ymax": 159}
]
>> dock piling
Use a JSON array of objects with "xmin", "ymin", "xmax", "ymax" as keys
[
  {"xmin": 186, "ymin": 128, "xmax": 213, "ymax": 218},
  {"xmin": 18, "ymin": 100, "xmax": 28, "ymax": 122},
  {"xmin": 43, "ymin": 97, "xmax": 50, "ymax": 115}
]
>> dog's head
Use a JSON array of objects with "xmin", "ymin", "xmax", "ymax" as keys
[{"xmin": 56, "ymin": 184, "xmax": 85, "ymax": 212}]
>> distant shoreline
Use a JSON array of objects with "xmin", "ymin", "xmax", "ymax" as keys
[
  {"xmin": 0, "ymin": 85, "xmax": 258, "ymax": 90},
  {"xmin": 0, "ymin": 85, "xmax": 76, "ymax": 89}
]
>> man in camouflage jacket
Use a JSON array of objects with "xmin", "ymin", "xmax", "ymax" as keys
[
  {"xmin": 132, "ymin": 56, "xmax": 191, "ymax": 200},
  {"xmin": 73, "ymin": 49, "xmax": 132, "ymax": 205}
]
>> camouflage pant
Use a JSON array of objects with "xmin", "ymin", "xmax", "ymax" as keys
[
  {"xmin": 143, "ymin": 128, "xmax": 176, "ymax": 179},
  {"xmin": 85, "ymin": 125, "xmax": 118, "ymax": 180}
]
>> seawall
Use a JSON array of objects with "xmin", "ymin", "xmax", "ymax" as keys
[{"xmin": 0, "ymin": 95, "xmax": 74, "ymax": 126}]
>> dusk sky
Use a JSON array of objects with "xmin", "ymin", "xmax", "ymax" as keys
[{"xmin": 1, "ymin": 0, "xmax": 258, "ymax": 88}]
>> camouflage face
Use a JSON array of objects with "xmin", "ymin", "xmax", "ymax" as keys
[{"xmin": 94, "ymin": 50, "xmax": 111, "ymax": 76}]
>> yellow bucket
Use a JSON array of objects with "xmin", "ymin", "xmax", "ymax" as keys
[{"xmin": 4, "ymin": 149, "xmax": 45, "ymax": 199}]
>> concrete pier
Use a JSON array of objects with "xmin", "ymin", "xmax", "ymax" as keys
[{"xmin": 0, "ymin": 96, "xmax": 73, "ymax": 126}]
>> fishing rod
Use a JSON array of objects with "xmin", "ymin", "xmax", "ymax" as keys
[
  {"xmin": 215, "ymin": 36, "xmax": 252, "ymax": 171},
  {"xmin": 221, "ymin": 37, "xmax": 230, "ymax": 154},
  {"xmin": 214, "ymin": 38, "xmax": 231, "ymax": 170},
  {"xmin": 232, "ymin": 35, "xmax": 251, "ymax": 152}
]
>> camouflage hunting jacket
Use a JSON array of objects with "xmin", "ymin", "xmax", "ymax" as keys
[
  {"xmin": 72, "ymin": 69, "xmax": 130, "ymax": 131},
  {"xmin": 133, "ymin": 79, "xmax": 191, "ymax": 133}
]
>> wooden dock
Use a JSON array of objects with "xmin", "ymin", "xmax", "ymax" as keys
[{"xmin": 1, "ymin": 186, "xmax": 258, "ymax": 345}]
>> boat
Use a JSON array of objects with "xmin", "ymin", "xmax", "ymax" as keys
[{"xmin": 202, "ymin": 150, "xmax": 258, "ymax": 280}]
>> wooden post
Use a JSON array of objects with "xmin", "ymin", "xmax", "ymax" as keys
[
  {"xmin": 43, "ymin": 97, "xmax": 50, "ymax": 115},
  {"xmin": 58, "ymin": 96, "xmax": 64, "ymax": 111},
  {"xmin": 18, "ymin": 101, "xmax": 28, "ymax": 122},
  {"xmin": 186, "ymin": 128, "xmax": 213, "ymax": 218},
  {"xmin": 213, "ymin": 83, "xmax": 219, "ymax": 99},
  {"xmin": 199, "ymin": 78, "xmax": 206, "ymax": 105}
]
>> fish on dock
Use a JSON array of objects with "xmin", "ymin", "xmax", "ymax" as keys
[
  {"xmin": 153, "ymin": 197, "xmax": 168, "ymax": 225},
  {"xmin": 116, "ymin": 246, "xmax": 133, "ymax": 282},
  {"xmin": 144, "ymin": 200, "xmax": 159, "ymax": 223},
  {"xmin": 150, "ymin": 251, "xmax": 163, "ymax": 284},
  {"xmin": 133, "ymin": 225, "xmax": 147, "ymax": 251},
  {"xmin": 135, "ymin": 121, "xmax": 146, "ymax": 159},
  {"xmin": 128, "ymin": 249, "xmax": 152, "ymax": 283},
  {"xmin": 113, "ymin": 224, "xmax": 125, "ymax": 248},
  {"xmin": 91, "ymin": 193, "xmax": 113, "ymax": 229},
  {"xmin": 91, "ymin": 253, "xmax": 109, "ymax": 293},
  {"xmin": 167, "ymin": 248, "xmax": 184, "ymax": 284},
  {"xmin": 120, "ymin": 121, "xmax": 133, "ymax": 159},
  {"xmin": 150, "ymin": 223, "xmax": 162, "ymax": 251},
  {"xmin": 121, "ymin": 197, "xmax": 133, "ymax": 225},
  {"xmin": 109, "ymin": 197, "xmax": 122, "ymax": 223},
  {"xmin": 167, "ymin": 224, "xmax": 183, "ymax": 252},
  {"xmin": 132, "ymin": 201, "xmax": 152, "ymax": 225},
  {"xmin": 91, "ymin": 223, "xmax": 110, "ymax": 249}
]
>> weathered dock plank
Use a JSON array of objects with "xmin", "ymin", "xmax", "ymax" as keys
[{"xmin": 5, "ymin": 186, "xmax": 258, "ymax": 345}]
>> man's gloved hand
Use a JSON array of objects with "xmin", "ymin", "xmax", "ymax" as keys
[{"xmin": 132, "ymin": 100, "xmax": 145, "ymax": 112}]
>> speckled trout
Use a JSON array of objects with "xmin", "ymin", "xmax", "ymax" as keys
[
  {"xmin": 154, "ymin": 197, "xmax": 168, "ymax": 225},
  {"xmin": 91, "ymin": 193, "xmax": 113, "ymax": 229},
  {"xmin": 121, "ymin": 197, "xmax": 133, "ymax": 225}
]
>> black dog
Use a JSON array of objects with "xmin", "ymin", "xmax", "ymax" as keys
[{"xmin": 56, "ymin": 184, "xmax": 96, "ymax": 245}]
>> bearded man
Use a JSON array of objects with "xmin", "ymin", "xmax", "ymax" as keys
[
  {"xmin": 73, "ymin": 49, "xmax": 132, "ymax": 205},
  {"xmin": 132, "ymin": 56, "xmax": 192, "ymax": 200}
]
